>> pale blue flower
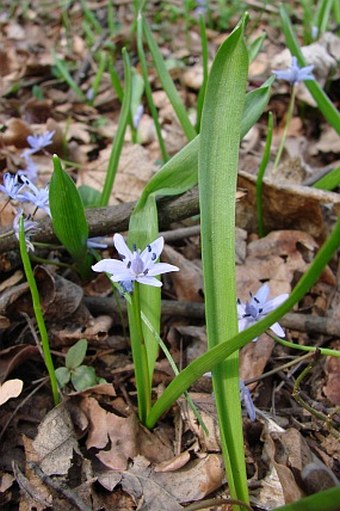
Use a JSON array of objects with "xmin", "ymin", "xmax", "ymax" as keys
[
  {"xmin": 273, "ymin": 56, "xmax": 314, "ymax": 84},
  {"xmin": 17, "ymin": 155, "xmax": 38, "ymax": 183},
  {"xmin": 0, "ymin": 173, "xmax": 25, "ymax": 201},
  {"xmin": 22, "ymin": 130, "xmax": 55, "ymax": 157},
  {"xmin": 13, "ymin": 209, "xmax": 38, "ymax": 252},
  {"xmin": 87, "ymin": 237, "xmax": 108, "ymax": 249},
  {"xmin": 133, "ymin": 104, "xmax": 144, "ymax": 129},
  {"xmin": 240, "ymin": 380, "xmax": 256, "ymax": 422},
  {"xmin": 119, "ymin": 280, "xmax": 134, "ymax": 294},
  {"xmin": 20, "ymin": 177, "xmax": 50, "ymax": 216},
  {"xmin": 237, "ymin": 284, "xmax": 288, "ymax": 341},
  {"xmin": 92, "ymin": 233, "xmax": 179, "ymax": 288}
]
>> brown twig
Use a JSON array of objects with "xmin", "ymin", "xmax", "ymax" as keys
[
  {"xmin": 0, "ymin": 188, "xmax": 200, "ymax": 255},
  {"xmin": 84, "ymin": 297, "xmax": 340, "ymax": 338},
  {"xmin": 28, "ymin": 462, "xmax": 92, "ymax": 511}
]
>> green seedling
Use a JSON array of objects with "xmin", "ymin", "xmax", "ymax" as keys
[{"xmin": 56, "ymin": 339, "xmax": 106, "ymax": 392}]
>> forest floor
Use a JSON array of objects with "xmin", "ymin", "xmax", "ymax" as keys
[{"xmin": 0, "ymin": 1, "xmax": 339, "ymax": 510}]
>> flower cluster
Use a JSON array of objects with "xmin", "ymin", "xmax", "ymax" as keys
[
  {"xmin": 0, "ymin": 130, "xmax": 54, "ymax": 251},
  {"xmin": 92, "ymin": 233, "xmax": 179, "ymax": 291}
]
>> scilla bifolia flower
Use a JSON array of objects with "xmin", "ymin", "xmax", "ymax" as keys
[
  {"xmin": 237, "ymin": 284, "xmax": 288, "ymax": 341},
  {"xmin": 273, "ymin": 56, "xmax": 314, "ymax": 84},
  {"xmin": 92, "ymin": 233, "xmax": 179, "ymax": 289}
]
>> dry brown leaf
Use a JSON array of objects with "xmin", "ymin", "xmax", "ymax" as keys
[
  {"xmin": 80, "ymin": 396, "xmax": 138, "ymax": 470},
  {"xmin": 237, "ymin": 171, "xmax": 340, "ymax": 237},
  {"xmin": 32, "ymin": 404, "xmax": 80, "ymax": 476},
  {"xmin": 0, "ymin": 378, "xmax": 23, "ymax": 406},
  {"xmin": 77, "ymin": 143, "xmax": 156, "ymax": 205}
]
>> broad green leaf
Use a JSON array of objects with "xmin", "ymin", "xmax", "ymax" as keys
[
  {"xmin": 71, "ymin": 365, "xmax": 97, "ymax": 391},
  {"xmin": 66, "ymin": 339, "xmax": 88, "ymax": 370},
  {"xmin": 50, "ymin": 155, "xmax": 90, "ymax": 278},
  {"xmin": 55, "ymin": 367, "xmax": 71, "ymax": 388},
  {"xmin": 78, "ymin": 184, "xmax": 101, "ymax": 208},
  {"xmin": 199, "ymin": 15, "xmax": 249, "ymax": 505}
]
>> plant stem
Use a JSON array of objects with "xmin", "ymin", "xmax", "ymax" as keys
[
  {"xmin": 18, "ymin": 216, "xmax": 59, "ymax": 405},
  {"xmin": 129, "ymin": 283, "xmax": 151, "ymax": 423},
  {"xmin": 273, "ymin": 85, "xmax": 296, "ymax": 172}
]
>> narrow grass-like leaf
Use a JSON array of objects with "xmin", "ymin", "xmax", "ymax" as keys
[
  {"xmin": 280, "ymin": 4, "xmax": 340, "ymax": 134},
  {"xmin": 50, "ymin": 155, "xmax": 90, "ymax": 278},
  {"xmin": 88, "ymin": 52, "xmax": 107, "ymax": 105},
  {"xmin": 274, "ymin": 486, "xmax": 340, "ymax": 511},
  {"xmin": 18, "ymin": 216, "xmax": 59, "ymax": 405},
  {"xmin": 100, "ymin": 48, "xmax": 132, "ymax": 206},
  {"xmin": 313, "ymin": 167, "xmax": 340, "ymax": 190},
  {"xmin": 52, "ymin": 51, "xmax": 86, "ymax": 101},
  {"xmin": 198, "ymin": 16, "xmax": 249, "ymax": 505},
  {"xmin": 146, "ymin": 218, "xmax": 340, "ymax": 429},
  {"xmin": 136, "ymin": 12, "xmax": 169, "ymax": 161},
  {"xmin": 256, "ymin": 112, "xmax": 273, "ymax": 237},
  {"xmin": 313, "ymin": 0, "xmax": 335, "ymax": 36},
  {"xmin": 248, "ymin": 32, "xmax": 266, "ymax": 63},
  {"xmin": 142, "ymin": 16, "xmax": 197, "ymax": 141}
]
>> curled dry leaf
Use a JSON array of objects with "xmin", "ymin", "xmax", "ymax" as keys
[
  {"xmin": 32, "ymin": 404, "xmax": 80, "ymax": 476},
  {"xmin": 0, "ymin": 378, "xmax": 23, "ymax": 406},
  {"xmin": 237, "ymin": 170, "xmax": 340, "ymax": 238},
  {"xmin": 80, "ymin": 396, "xmax": 138, "ymax": 470}
]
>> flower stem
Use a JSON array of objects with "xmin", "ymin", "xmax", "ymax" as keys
[
  {"xmin": 18, "ymin": 215, "xmax": 60, "ymax": 405},
  {"xmin": 273, "ymin": 84, "xmax": 297, "ymax": 172},
  {"xmin": 129, "ymin": 283, "xmax": 151, "ymax": 423}
]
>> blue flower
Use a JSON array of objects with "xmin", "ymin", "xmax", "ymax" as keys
[
  {"xmin": 22, "ymin": 130, "xmax": 55, "ymax": 157},
  {"xmin": 92, "ymin": 233, "xmax": 179, "ymax": 288},
  {"xmin": 273, "ymin": 56, "xmax": 314, "ymax": 84},
  {"xmin": 237, "ymin": 284, "xmax": 288, "ymax": 341},
  {"xmin": 0, "ymin": 173, "xmax": 25, "ymax": 201},
  {"xmin": 87, "ymin": 237, "xmax": 108, "ymax": 250},
  {"xmin": 17, "ymin": 155, "xmax": 38, "ymax": 183},
  {"xmin": 20, "ymin": 177, "xmax": 50, "ymax": 216},
  {"xmin": 240, "ymin": 380, "xmax": 256, "ymax": 422}
]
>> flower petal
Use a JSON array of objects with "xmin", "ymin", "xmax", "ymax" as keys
[
  {"xmin": 141, "ymin": 236, "xmax": 164, "ymax": 267},
  {"xmin": 270, "ymin": 322, "xmax": 285, "ymax": 337},
  {"xmin": 262, "ymin": 293, "xmax": 289, "ymax": 314},
  {"xmin": 254, "ymin": 284, "xmax": 270, "ymax": 304},
  {"xmin": 136, "ymin": 275, "xmax": 163, "ymax": 287},
  {"xmin": 113, "ymin": 233, "xmax": 133, "ymax": 261},
  {"xmin": 146, "ymin": 262, "xmax": 179, "ymax": 276},
  {"xmin": 92, "ymin": 259, "xmax": 127, "ymax": 275}
]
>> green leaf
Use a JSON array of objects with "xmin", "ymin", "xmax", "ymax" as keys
[
  {"xmin": 280, "ymin": 4, "xmax": 340, "ymax": 134},
  {"xmin": 248, "ymin": 32, "xmax": 266, "ymax": 63},
  {"xmin": 198, "ymin": 15, "xmax": 249, "ymax": 504},
  {"xmin": 313, "ymin": 167, "xmax": 340, "ymax": 191},
  {"xmin": 65, "ymin": 339, "xmax": 88, "ymax": 370},
  {"xmin": 71, "ymin": 365, "xmax": 97, "ymax": 391},
  {"xmin": 274, "ymin": 486, "xmax": 340, "ymax": 511},
  {"xmin": 55, "ymin": 367, "xmax": 71, "ymax": 388},
  {"xmin": 142, "ymin": 15, "xmax": 197, "ymax": 141},
  {"xmin": 50, "ymin": 155, "xmax": 90, "ymax": 277},
  {"xmin": 100, "ymin": 48, "xmax": 132, "ymax": 206},
  {"xmin": 78, "ymin": 184, "xmax": 101, "ymax": 207}
]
